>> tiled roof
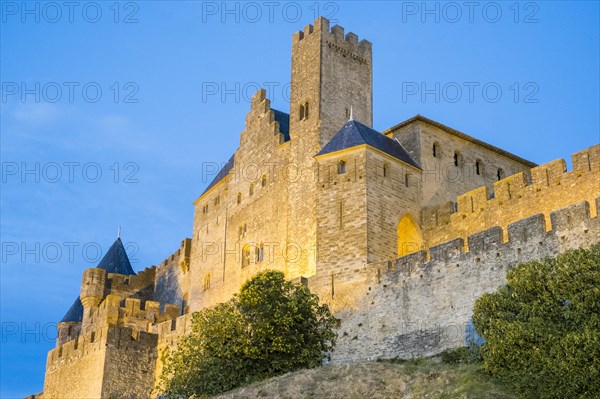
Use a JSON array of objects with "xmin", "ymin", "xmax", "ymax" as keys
[
  {"xmin": 60, "ymin": 237, "xmax": 135, "ymax": 323},
  {"xmin": 60, "ymin": 298, "xmax": 84, "ymax": 323},
  {"xmin": 316, "ymin": 119, "xmax": 421, "ymax": 168}
]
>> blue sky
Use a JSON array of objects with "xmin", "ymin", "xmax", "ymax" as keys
[{"xmin": 1, "ymin": 1, "xmax": 598, "ymax": 396}]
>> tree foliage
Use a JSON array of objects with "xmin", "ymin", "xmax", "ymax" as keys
[
  {"xmin": 158, "ymin": 270, "xmax": 338, "ymax": 397},
  {"xmin": 473, "ymin": 243, "xmax": 600, "ymax": 399}
]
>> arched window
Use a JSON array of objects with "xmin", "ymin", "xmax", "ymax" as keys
[
  {"xmin": 241, "ymin": 244, "xmax": 251, "ymax": 268},
  {"xmin": 476, "ymin": 160, "xmax": 482, "ymax": 175},
  {"xmin": 237, "ymin": 192, "xmax": 241, "ymax": 204},
  {"xmin": 497, "ymin": 168, "xmax": 504, "ymax": 180},
  {"xmin": 338, "ymin": 160, "xmax": 346, "ymax": 174},
  {"xmin": 261, "ymin": 175, "xmax": 267, "ymax": 187},
  {"xmin": 397, "ymin": 214, "xmax": 422, "ymax": 257}
]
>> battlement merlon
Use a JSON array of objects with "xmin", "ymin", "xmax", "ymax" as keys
[
  {"xmin": 156, "ymin": 238, "xmax": 192, "ymax": 272},
  {"xmin": 292, "ymin": 17, "xmax": 372, "ymax": 57},
  {"xmin": 423, "ymin": 144, "xmax": 600, "ymax": 247},
  {"xmin": 78, "ymin": 293, "xmax": 181, "ymax": 338},
  {"xmin": 455, "ymin": 144, "xmax": 599, "ymax": 215},
  {"xmin": 346, "ymin": 199, "xmax": 599, "ymax": 285},
  {"xmin": 46, "ymin": 324, "xmax": 159, "ymax": 368}
]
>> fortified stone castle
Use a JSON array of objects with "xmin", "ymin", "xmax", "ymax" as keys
[{"xmin": 33, "ymin": 17, "xmax": 599, "ymax": 398}]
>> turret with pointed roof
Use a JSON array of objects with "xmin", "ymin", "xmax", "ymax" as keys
[{"xmin": 60, "ymin": 237, "xmax": 135, "ymax": 323}]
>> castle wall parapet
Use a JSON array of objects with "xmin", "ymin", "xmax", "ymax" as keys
[
  {"xmin": 323, "ymin": 199, "xmax": 600, "ymax": 363},
  {"xmin": 293, "ymin": 17, "xmax": 371, "ymax": 60},
  {"xmin": 423, "ymin": 144, "xmax": 599, "ymax": 247}
]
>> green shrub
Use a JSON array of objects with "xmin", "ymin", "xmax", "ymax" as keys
[
  {"xmin": 473, "ymin": 243, "xmax": 600, "ymax": 399},
  {"xmin": 158, "ymin": 270, "xmax": 337, "ymax": 397}
]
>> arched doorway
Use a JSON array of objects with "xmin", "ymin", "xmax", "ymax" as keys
[{"xmin": 397, "ymin": 214, "xmax": 422, "ymax": 257}]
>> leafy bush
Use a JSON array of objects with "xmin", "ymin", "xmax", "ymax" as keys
[
  {"xmin": 158, "ymin": 270, "xmax": 337, "ymax": 397},
  {"xmin": 473, "ymin": 243, "xmax": 600, "ymax": 399}
]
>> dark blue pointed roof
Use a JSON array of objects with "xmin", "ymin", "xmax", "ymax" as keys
[
  {"xmin": 316, "ymin": 119, "xmax": 421, "ymax": 168},
  {"xmin": 60, "ymin": 297, "xmax": 84, "ymax": 323},
  {"xmin": 60, "ymin": 237, "xmax": 135, "ymax": 323}
]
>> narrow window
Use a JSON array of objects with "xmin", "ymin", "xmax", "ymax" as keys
[
  {"xmin": 299, "ymin": 105, "xmax": 305, "ymax": 121},
  {"xmin": 237, "ymin": 192, "xmax": 241, "ymax": 204},
  {"xmin": 338, "ymin": 160, "xmax": 346, "ymax": 174},
  {"xmin": 249, "ymin": 184, "xmax": 254, "ymax": 196},
  {"xmin": 383, "ymin": 163, "xmax": 389, "ymax": 178},
  {"xmin": 432, "ymin": 142, "xmax": 440, "ymax": 158},
  {"xmin": 261, "ymin": 175, "xmax": 267, "ymax": 187},
  {"xmin": 241, "ymin": 245, "xmax": 251, "ymax": 268},
  {"xmin": 304, "ymin": 102, "xmax": 309, "ymax": 119},
  {"xmin": 203, "ymin": 274, "xmax": 211, "ymax": 291},
  {"xmin": 454, "ymin": 152, "xmax": 460, "ymax": 167},
  {"xmin": 476, "ymin": 160, "xmax": 482, "ymax": 175},
  {"xmin": 258, "ymin": 243, "xmax": 264, "ymax": 262},
  {"xmin": 214, "ymin": 195, "xmax": 219, "ymax": 206},
  {"xmin": 345, "ymin": 107, "xmax": 350, "ymax": 119},
  {"xmin": 405, "ymin": 174, "xmax": 410, "ymax": 187},
  {"xmin": 497, "ymin": 168, "xmax": 504, "ymax": 180},
  {"xmin": 181, "ymin": 293, "xmax": 189, "ymax": 315},
  {"xmin": 255, "ymin": 245, "xmax": 260, "ymax": 263},
  {"xmin": 432, "ymin": 143, "xmax": 437, "ymax": 158}
]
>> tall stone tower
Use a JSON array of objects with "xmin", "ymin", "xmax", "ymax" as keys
[
  {"xmin": 289, "ymin": 17, "xmax": 373, "ymax": 150},
  {"xmin": 285, "ymin": 17, "xmax": 373, "ymax": 280}
]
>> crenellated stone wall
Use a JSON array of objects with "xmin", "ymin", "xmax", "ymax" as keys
[
  {"xmin": 423, "ymin": 144, "xmax": 600, "ymax": 248},
  {"xmin": 325, "ymin": 199, "xmax": 600, "ymax": 363}
]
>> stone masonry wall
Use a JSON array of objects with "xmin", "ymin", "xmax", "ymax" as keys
[
  {"xmin": 423, "ymin": 144, "xmax": 600, "ymax": 248},
  {"xmin": 326, "ymin": 199, "xmax": 600, "ymax": 363},
  {"xmin": 101, "ymin": 326, "xmax": 159, "ymax": 399},
  {"xmin": 43, "ymin": 327, "xmax": 109, "ymax": 398}
]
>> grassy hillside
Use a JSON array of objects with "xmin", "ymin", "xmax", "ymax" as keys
[{"xmin": 211, "ymin": 357, "xmax": 517, "ymax": 399}]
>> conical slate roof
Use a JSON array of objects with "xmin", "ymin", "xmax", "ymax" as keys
[
  {"xmin": 317, "ymin": 119, "xmax": 421, "ymax": 169},
  {"xmin": 60, "ymin": 237, "xmax": 135, "ymax": 323}
]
